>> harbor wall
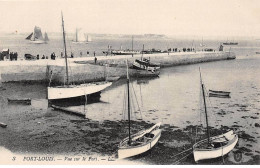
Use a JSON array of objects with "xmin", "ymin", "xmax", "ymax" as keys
[{"xmin": 0, "ymin": 51, "xmax": 235, "ymax": 84}]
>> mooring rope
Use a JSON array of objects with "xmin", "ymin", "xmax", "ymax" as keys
[
  {"xmin": 173, "ymin": 151, "xmax": 193, "ymax": 165},
  {"xmin": 170, "ymin": 147, "xmax": 192, "ymax": 159}
]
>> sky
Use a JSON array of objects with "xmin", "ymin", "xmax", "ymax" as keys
[{"xmin": 0, "ymin": 0, "xmax": 259, "ymax": 37}]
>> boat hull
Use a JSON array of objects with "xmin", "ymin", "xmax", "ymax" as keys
[
  {"xmin": 72, "ymin": 41, "xmax": 88, "ymax": 44},
  {"xmin": 118, "ymin": 123, "xmax": 162, "ymax": 159},
  {"xmin": 112, "ymin": 51, "xmax": 140, "ymax": 55},
  {"xmin": 29, "ymin": 40, "xmax": 46, "ymax": 44},
  {"xmin": 47, "ymin": 82, "xmax": 112, "ymax": 100},
  {"xmin": 193, "ymin": 130, "xmax": 238, "ymax": 162},
  {"xmin": 136, "ymin": 70, "xmax": 160, "ymax": 78}
]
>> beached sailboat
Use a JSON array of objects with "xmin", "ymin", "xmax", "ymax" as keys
[
  {"xmin": 25, "ymin": 26, "xmax": 48, "ymax": 44},
  {"xmin": 118, "ymin": 60, "xmax": 162, "ymax": 159},
  {"xmin": 47, "ymin": 13, "xmax": 112, "ymax": 100},
  {"xmin": 72, "ymin": 28, "xmax": 87, "ymax": 44},
  {"xmin": 193, "ymin": 69, "xmax": 238, "ymax": 162}
]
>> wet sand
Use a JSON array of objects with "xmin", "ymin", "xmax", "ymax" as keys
[
  {"xmin": 0, "ymin": 82, "xmax": 259, "ymax": 165},
  {"xmin": 1, "ymin": 56, "xmax": 260, "ymax": 165}
]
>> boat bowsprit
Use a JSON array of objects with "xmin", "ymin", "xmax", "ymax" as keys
[{"xmin": 209, "ymin": 90, "xmax": 230, "ymax": 97}]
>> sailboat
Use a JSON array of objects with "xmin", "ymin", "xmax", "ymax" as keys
[
  {"xmin": 223, "ymin": 38, "xmax": 238, "ymax": 45},
  {"xmin": 44, "ymin": 32, "xmax": 49, "ymax": 42},
  {"xmin": 85, "ymin": 34, "xmax": 92, "ymax": 43},
  {"xmin": 25, "ymin": 26, "xmax": 48, "ymax": 44},
  {"xmin": 193, "ymin": 69, "xmax": 238, "ymax": 162},
  {"xmin": 112, "ymin": 36, "xmax": 140, "ymax": 55},
  {"xmin": 47, "ymin": 13, "xmax": 112, "ymax": 100},
  {"xmin": 118, "ymin": 60, "xmax": 162, "ymax": 159},
  {"xmin": 72, "ymin": 28, "xmax": 87, "ymax": 44}
]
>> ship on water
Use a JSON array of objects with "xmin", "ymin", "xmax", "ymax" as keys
[
  {"xmin": 25, "ymin": 26, "xmax": 49, "ymax": 44},
  {"xmin": 223, "ymin": 39, "xmax": 238, "ymax": 45}
]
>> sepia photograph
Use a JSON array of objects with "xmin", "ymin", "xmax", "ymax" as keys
[{"xmin": 0, "ymin": 0, "xmax": 259, "ymax": 165}]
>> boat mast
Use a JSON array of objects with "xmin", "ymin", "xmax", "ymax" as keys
[
  {"xmin": 127, "ymin": 60, "xmax": 131, "ymax": 144},
  {"xmin": 141, "ymin": 44, "xmax": 144, "ymax": 60},
  {"xmin": 61, "ymin": 12, "xmax": 69, "ymax": 86},
  {"xmin": 132, "ymin": 35, "xmax": 133, "ymax": 57},
  {"xmin": 199, "ymin": 68, "xmax": 210, "ymax": 144},
  {"xmin": 76, "ymin": 28, "xmax": 78, "ymax": 42}
]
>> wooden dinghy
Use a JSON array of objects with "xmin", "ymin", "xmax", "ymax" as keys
[
  {"xmin": 7, "ymin": 98, "xmax": 31, "ymax": 105},
  {"xmin": 136, "ymin": 70, "xmax": 160, "ymax": 78},
  {"xmin": 209, "ymin": 90, "xmax": 230, "ymax": 97},
  {"xmin": 118, "ymin": 122, "xmax": 162, "ymax": 159},
  {"xmin": 193, "ymin": 130, "xmax": 238, "ymax": 162},
  {"xmin": 106, "ymin": 76, "xmax": 120, "ymax": 82},
  {"xmin": 0, "ymin": 122, "xmax": 7, "ymax": 128}
]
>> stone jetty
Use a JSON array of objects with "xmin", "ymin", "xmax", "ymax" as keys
[{"xmin": 0, "ymin": 51, "xmax": 235, "ymax": 85}]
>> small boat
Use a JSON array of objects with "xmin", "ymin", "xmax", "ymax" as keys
[
  {"xmin": 112, "ymin": 49, "xmax": 140, "ymax": 55},
  {"xmin": 132, "ymin": 44, "xmax": 160, "ymax": 72},
  {"xmin": 118, "ymin": 122, "xmax": 162, "ymax": 159},
  {"xmin": 7, "ymin": 98, "xmax": 31, "ymax": 105},
  {"xmin": 47, "ymin": 13, "xmax": 112, "ymax": 101},
  {"xmin": 48, "ymin": 82, "xmax": 112, "ymax": 100},
  {"xmin": 112, "ymin": 36, "xmax": 140, "ymax": 55},
  {"xmin": 85, "ymin": 34, "xmax": 92, "ymax": 43},
  {"xmin": 223, "ymin": 42, "xmax": 238, "ymax": 45},
  {"xmin": 209, "ymin": 90, "xmax": 230, "ymax": 97},
  {"xmin": 25, "ymin": 26, "xmax": 48, "ymax": 44},
  {"xmin": 118, "ymin": 60, "xmax": 161, "ymax": 159},
  {"xmin": 106, "ymin": 76, "xmax": 120, "ymax": 82},
  {"xmin": 193, "ymin": 69, "xmax": 238, "ymax": 163},
  {"xmin": 136, "ymin": 70, "xmax": 160, "ymax": 78},
  {"xmin": 0, "ymin": 122, "xmax": 7, "ymax": 128},
  {"xmin": 193, "ymin": 130, "xmax": 238, "ymax": 162},
  {"xmin": 72, "ymin": 28, "xmax": 88, "ymax": 44},
  {"xmin": 223, "ymin": 39, "xmax": 238, "ymax": 45},
  {"xmin": 132, "ymin": 58, "xmax": 160, "ymax": 71},
  {"xmin": 256, "ymin": 52, "xmax": 260, "ymax": 54}
]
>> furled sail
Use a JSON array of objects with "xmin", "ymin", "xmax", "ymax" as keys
[
  {"xmin": 25, "ymin": 32, "xmax": 33, "ymax": 40},
  {"xmin": 34, "ymin": 26, "xmax": 43, "ymax": 40}
]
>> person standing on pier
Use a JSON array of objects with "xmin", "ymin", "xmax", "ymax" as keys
[
  {"xmin": 94, "ymin": 51, "xmax": 96, "ymax": 57},
  {"xmin": 94, "ymin": 56, "xmax": 97, "ymax": 64}
]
